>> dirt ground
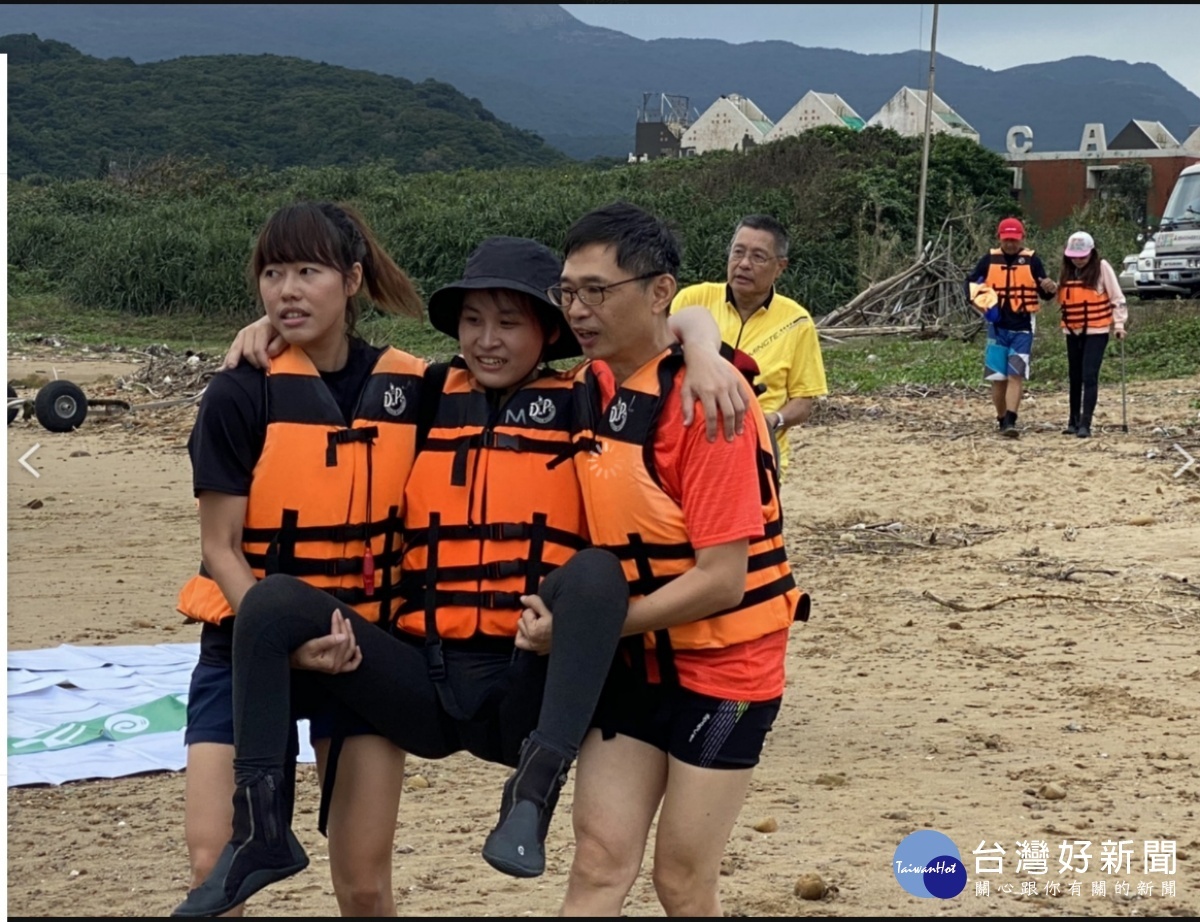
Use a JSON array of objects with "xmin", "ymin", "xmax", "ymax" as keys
[{"xmin": 6, "ymin": 343, "xmax": 1200, "ymax": 917}]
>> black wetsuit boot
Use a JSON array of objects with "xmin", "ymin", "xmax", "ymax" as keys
[
  {"xmin": 171, "ymin": 769, "xmax": 309, "ymax": 917},
  {"xmin": 481, "ymin": 733, "xmax": 574, "ymax": 878}
]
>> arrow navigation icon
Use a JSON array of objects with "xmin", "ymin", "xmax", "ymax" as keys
[
  {"xmin": 1173, "ymin": 443, "xmax": 1196, "ymax": 479},
  {"xmin": 19, "ymin": 444, "xmax": 41, "ymax": 478}
]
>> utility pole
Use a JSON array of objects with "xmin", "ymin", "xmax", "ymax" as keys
[{"xmin": 915, "ymin": 2, "xmax": 939, "ymax": 260}]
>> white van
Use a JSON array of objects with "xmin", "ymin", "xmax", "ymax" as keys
[{"xmin": 1135, "ymin": 162, "xmax": 1200, "ymax": 300}]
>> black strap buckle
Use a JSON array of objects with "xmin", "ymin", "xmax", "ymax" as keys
[{"xmin": 424, "ymin": 639, "xmax": 447, "ymax": 682}]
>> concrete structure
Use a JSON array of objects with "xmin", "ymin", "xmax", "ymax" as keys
[
  {"xmin": 1004, "ymin": 122, "xmax": 1200, "ymax": 227},
  {"xmin": 680, "ymin": 94, "xmax": 773, "ymax": 156},
  {"xmin": 631, "ymin": 92, "xmax": 697, "ymax": 161},
  {"xmin": 764, "ymin": 91, "xmax": 864, "ymax": 143},
  {"xmin": 866, "ymin": 87, "xmax": 979, "ymax": 143}
]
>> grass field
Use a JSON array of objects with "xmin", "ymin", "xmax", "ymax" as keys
[
  {"xmin": 822, "ymin": 299, "xmax": 1200, "ymax": 396},
  {"xmin": 7, "ymin": 294, "xmax": 1199, "ymax": 398}
]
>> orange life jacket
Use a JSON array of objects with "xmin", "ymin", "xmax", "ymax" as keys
[
  {"xmin": 571, "ymin": 347, "xmax": 807, "ymax": 683},
  {"xmin": 984, "ymin": 248, "xmax": 1040, "ymax": 314},
  {"xmin": 393, "ymin": 360, "xmax": 589, "ymax": 645},
  {"xmin": 175, "ymin": 344, "xmax": 425, "ymax": 626},
  {"xmin": 1057, "ymin": 279, "xmax": 1113, "ymax": 332}
]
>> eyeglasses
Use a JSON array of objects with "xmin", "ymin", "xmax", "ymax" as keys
[
  {"xmin": 546, "ymin": 272, "xmax": 661, "ymax": 308},
  {"xmin": 728, "ymin": 247, "xmax": 779, "ymax": 267}
]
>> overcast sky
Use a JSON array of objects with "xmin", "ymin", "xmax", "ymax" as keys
[{"xmin": 561, "ymin": 4, "xmax": 1200, "ymax": 97}]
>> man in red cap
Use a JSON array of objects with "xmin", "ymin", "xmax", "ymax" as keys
[{"xmin": 965, "ymin": 217, "xmax": 1057, "ymax": 437}]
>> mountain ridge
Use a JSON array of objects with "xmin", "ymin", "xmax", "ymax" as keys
[
  {"xmin": 2, "ymin": 32, "xmax": 571, "ymax": 180},
  {"xmin": 2, "ymin": 4, "xmax": 1197, "ymax": 159}
]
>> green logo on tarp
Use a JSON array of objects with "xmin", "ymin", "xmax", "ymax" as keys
[{"xmin": 7, "ymin": 694, "xmax": 187, "ymax": 755}]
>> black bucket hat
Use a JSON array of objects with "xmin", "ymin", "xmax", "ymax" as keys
[{"xmin": 427, "ymin": 236, "xmax": 581, "ymax": 362}]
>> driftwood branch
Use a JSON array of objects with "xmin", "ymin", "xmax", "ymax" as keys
[
  {"xmin": 1057, "ymin": 566, "xmax": 1119, "ymax": 582},
  {"xmin": 818, "ymin": 221, "xmax": 982, "ymax": 336},
  {"xmin": 923, "ymin": 590, "xmax": 1121, "ymax": 612},
  {"xmin": 817, "ymin": 325, "xmax": 927, "ymax": 338}
]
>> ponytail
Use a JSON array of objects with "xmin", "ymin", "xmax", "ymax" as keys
[
  {"xmin": 249, "ymin": 200, "xmax": 425, "ymax": 337},
  {"xmin": 320, "ymin": 203, "xmax": 424, "ymax": 321}
]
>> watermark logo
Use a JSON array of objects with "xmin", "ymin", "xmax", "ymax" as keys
[{"xmin": 893, "ymin": 829, "xmax": 967, "ymax": 899}]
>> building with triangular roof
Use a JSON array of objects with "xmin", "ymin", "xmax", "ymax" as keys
[
  {"xmin": 1003, "ymin": 121, "xmax": 1200, "ymax": 227},
  {"xmin": 866, "ymin": 87, "xmax": 979, "ymax": 143},
  {"xmin": 1109, "ymin": 119, "xmax": 1180, "ymax": 151},
  {"xmin": 764, "ymin": 91, "xmax": 864, "ymax": 143},
  {"xmin": 680, "ymin": 94, "xmax": 774, "ymax": 156}
]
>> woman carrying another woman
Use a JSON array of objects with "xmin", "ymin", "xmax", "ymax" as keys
[
  {"xmin": 172, "ymin": 229, "xmax": 748, "ymax": 917},
  {"xmin": 176, "ymin": 200, "xmax": 425, "ymax": 916}
]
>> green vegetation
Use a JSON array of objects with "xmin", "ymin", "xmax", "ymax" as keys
[
  {"xmin": 12, "ymin": 102, "xmax": 1195, "ymax": 394},
  {"xmin": 6, "ymin": 292, "xmax": 246, "ymax": 355},
  {"xmin": 2, "ymin": 33, "xmax": 569, "ymax": 180},
  {"xmin": 8, "ymin": 124, "xmax": 1015, "ymax": 321},
  {"xmin": 825, "ymin": 301, "xmax": 1200, "ymax": 394}
]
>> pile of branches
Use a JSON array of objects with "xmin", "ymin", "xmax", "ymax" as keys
[
  {"xmin": 817, "ymin": 226, "xmax": 981, "ymax": 340},
  {"xmin": 116, "ymin": 344, "xmax": 221, "ymax": 401}
]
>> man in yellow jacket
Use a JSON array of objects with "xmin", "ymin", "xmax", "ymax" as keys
[{"xmin": 671, "ymin": 214, "xmax": 827, "ymax": 475}]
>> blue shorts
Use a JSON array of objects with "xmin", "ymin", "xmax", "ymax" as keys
[
  {"xmin": 984, "ymin": 324, "xmax": 1033, "ymax": 382},
  {"xmin": 591, "ymin": 663, "xmax": 781, "ymax": 769},
  {"xmin": 184, "ymin": 621, "xmax": 377, "ymax": 747}
]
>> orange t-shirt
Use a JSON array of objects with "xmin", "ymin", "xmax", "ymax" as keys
[{"xmin": 592, "ymin": 362, "xmax": 790, "ymax": 701}]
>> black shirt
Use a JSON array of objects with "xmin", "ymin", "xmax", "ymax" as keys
[{"xmin": 187, "ymin": 338, "xmax": 386, "ymax": 497}]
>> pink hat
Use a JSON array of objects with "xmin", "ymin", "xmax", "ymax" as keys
[{"xmin": 1064, "ymin": 231, "xmax": 1095, "ymax": 258}]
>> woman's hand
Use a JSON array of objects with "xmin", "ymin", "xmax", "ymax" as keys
[
  {"xmin": 679, "ymin": 344, "xmax": 749, "ymax": 442},
  {"xmin": 515, "ymin": 594, "xmax": 554, "ymax": 655},
  {"xmin": 289, "ymin": 609, "xmax": 362, "ymax": 673},
  {"xmin": 223, "ymin": 315, "xmax": 284, "ymax": 371}
]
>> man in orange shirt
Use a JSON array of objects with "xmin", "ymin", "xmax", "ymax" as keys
[{"xmin": 519, "ymin": 202, "xmax": 806, "ymax": 917}]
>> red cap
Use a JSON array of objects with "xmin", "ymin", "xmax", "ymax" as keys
[{"xmin": 997, "ymin": 217, "xmax": 1025, "ymax": 240}]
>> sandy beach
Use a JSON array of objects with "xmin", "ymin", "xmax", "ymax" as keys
[{"xmin": 7, "ymin": 344, "xmax": 1200, "ymax": 917}]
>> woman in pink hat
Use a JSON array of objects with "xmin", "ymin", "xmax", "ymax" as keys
[{"xmin": 1055, "ymin": 231, "xmax": 1128, "ymax": 438}]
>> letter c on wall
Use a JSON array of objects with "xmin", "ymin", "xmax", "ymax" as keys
[{"xmin": 1006, "ymin": 126, "xmax": 1033, "ymax": 155}]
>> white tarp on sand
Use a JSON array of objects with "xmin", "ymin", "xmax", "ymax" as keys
[{"xmin": 6, "ymin": 642, "xmax": 315, "ymax": 787}]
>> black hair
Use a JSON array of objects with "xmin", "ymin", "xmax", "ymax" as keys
[
  {"xmin": 248, "ymin": 201, "xmax": 423, "ymax": 334},
  {"xmin": 1058, "ymin": 247, "xmax": 1102, "ymax": 291},
  {"xmin": 732, "ymin": 214, "xmax": 790, "ymax": 258},
  {"xmin": 562, "ymin": 201, "xmax": 682, "ymax": 280}
]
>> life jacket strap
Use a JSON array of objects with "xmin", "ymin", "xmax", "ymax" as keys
[
  {"xmin": 325, "ymin": 425, "xmax": 379, "ymax": 466},
  {"xmin": 241, "ymin": 548, "xmax": 402, "ymax": 578},
  {"xmin": 241, "ymin": 516, "xmax": 398, "ymax": 545},
  {"xmin": 404, "ymin": 521, "xmax": 588, "ymax": 549},
  {"xmin": 398, "ymin": 557, "xmax": 556, "ymax": 589},
  {"xmin": 606, "ymin": 539, "xmax": 694, "ymax": 561},
  {"xmin": 398, "ymin": 588, "xmax": 525, "ymax": 615}
]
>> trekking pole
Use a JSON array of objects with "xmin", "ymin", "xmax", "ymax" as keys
[{"xmin": 1119, "ymin": 335, "xmax": 1129, "ymax": 433}]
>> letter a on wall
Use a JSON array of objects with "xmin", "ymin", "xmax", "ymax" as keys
[{"xmin": 1079, "ymin": 124, "xmax": 1107, "ymax": 153}]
